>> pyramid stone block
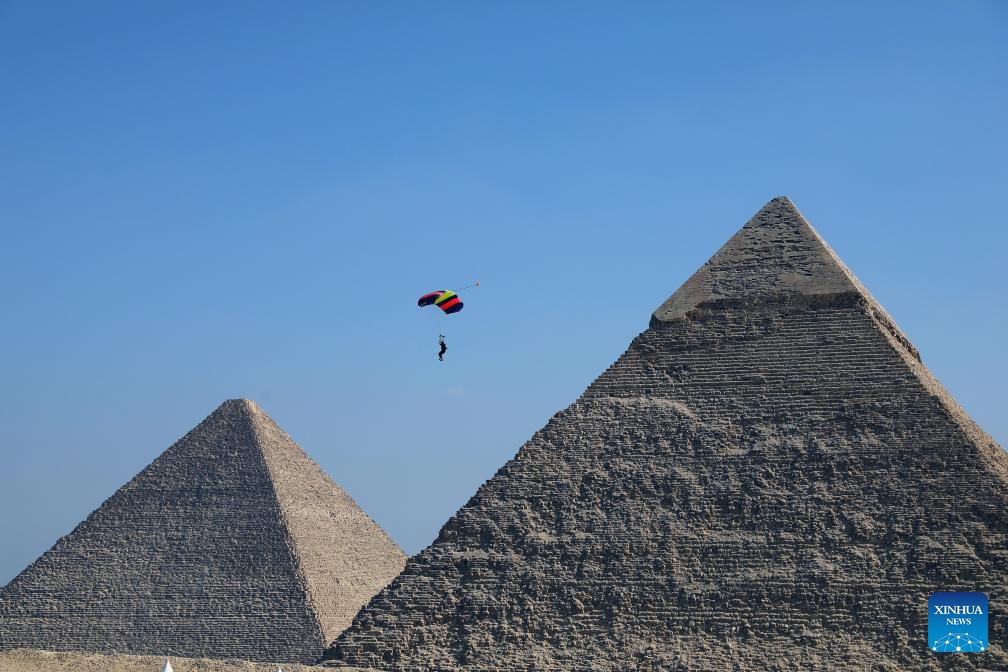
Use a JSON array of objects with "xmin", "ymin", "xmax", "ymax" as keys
[
  {"xmin": 324, "ymin": 198, "xmax": 1008, "ymax": 670},
  {"xmin": 0, "ymin": 399, "xmax": 406, "ymax": 663}
]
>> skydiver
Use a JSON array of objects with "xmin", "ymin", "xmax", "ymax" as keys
[{"xmin": 438, "ymin": 334, "xmax": 447, "ymax": 361}]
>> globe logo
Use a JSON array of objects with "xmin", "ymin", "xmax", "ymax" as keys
[{"xmin": 928, "ymin": 592, "xmax": 988, "ymax": 655}]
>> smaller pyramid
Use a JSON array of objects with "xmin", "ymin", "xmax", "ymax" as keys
[{"xmin": 0, "ymin": 399, "xmax": 406, "ymax": 663}]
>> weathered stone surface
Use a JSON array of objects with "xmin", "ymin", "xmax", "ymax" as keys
[
  {"xmin": 324, "ymin": 197, "xmax": 1008, "ymax": 670},
  {"xmin": 0, "ymin": 400, "xmax": 406, "ymax": 663}
]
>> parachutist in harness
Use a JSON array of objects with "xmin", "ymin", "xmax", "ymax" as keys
[{"xmin": 418, "ymin": 282, "xmax": 478, "ymax": 363}]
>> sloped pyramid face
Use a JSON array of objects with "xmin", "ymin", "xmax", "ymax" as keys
[
  {"xmin": 0, "ymin": 399, "xmax": 406, "ymax": 663},
  {"xmin": 325, "ymin": 198, "xmax": 1008, "ymax": 671}
]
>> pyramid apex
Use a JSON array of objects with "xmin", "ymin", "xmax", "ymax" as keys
[
  {"xmin": 765, "ymin": 194, "xmax": 796, "ymax": 206},
  {"xmin": 218, "ymin": 398, "xmax": 260, "ymax": 410},
  {"xmin": 654, "ymin": 197, "xmax": 862, "ymax": 323},
  {"xmin": 209, "ymin": 399, "xmax": 268, "ymax": 424},
  {"xmin": 763, "ymin": 195, "xmax": 803, "ymax": 218}
]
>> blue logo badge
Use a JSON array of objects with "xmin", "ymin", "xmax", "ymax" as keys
[{"xmin": 929, "ymin": 592, "xmax": 988, "ymax": 653}]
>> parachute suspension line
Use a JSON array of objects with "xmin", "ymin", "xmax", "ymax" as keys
[{"xmin": 456, "ymin": 280, "xmax": 481, "ymax": 291}]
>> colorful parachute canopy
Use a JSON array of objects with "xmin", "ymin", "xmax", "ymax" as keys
[{"xmin": 418, "ymin": 290, "xmax": 463, "ymax": 314}]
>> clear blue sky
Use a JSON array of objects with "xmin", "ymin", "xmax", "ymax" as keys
[{"xmin": 2, "ymin": 1, "xmax": 1006, "ymax": 585}]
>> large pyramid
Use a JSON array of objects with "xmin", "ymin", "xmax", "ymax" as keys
[
  {"xmin": 0, "ymin": 399, "xmax": 406, "ymax": 663},
  {"xmin": 324, "ymin": 198, "xmax": 1008, "ymax": 670}
]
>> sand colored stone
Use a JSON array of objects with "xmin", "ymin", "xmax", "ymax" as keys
[
  {"xmin": 0, "ymin": 400, "xmax": 406, "ymax": 663},
  {"xmin": 0, "ymin": 648, "xmax": 379, "ymax": 672},
  {"xmin": 324, "ymin": 198, "xmax": 1008, "ymax": 671}
]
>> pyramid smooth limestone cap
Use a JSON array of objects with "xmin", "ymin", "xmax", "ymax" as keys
[{"xmin": 653, "ymin": 196, "xmax": 862, "ymax": 322}]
